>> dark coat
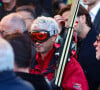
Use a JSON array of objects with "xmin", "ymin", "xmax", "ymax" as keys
[
  {"xmin": 93, "ymin": 9, "xmax": 100, "ymax": 33},
  {"xmin": 78, "ymin": 27, "xmax": 100, "ymax": 90},
  {"xmin": 0, "ymin": 71, "xmax": 34, "ymax": 90},
  {"xmin": 16, "ymin": 72, "xmax": 51, "ymax": 90}
]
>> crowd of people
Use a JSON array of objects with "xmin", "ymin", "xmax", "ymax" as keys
[{"xmin": 0, "ymin": 0, "xmax": 100, "ymax": 90}]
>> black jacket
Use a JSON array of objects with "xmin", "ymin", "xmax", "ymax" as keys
[
  {"xmin": 78, "ymin": 27, "xmax": 100, "ymax": 90},
  {"xmin": 16, "ymin": 72, "xmax": 51, "ymax": 90},
  {"xmin": 0, "ymin": 71, "xmax": 34, "ymax": 90},
  {"xmin": 93, "ymin": 9, "xmax": 100, "ymax": 33}
]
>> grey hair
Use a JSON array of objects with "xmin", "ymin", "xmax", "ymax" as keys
[
  {"xmin": 0, "ymin": 38, "xmax": 14, "ymax": 72},
  {"xmin": 1, "ymin": 13, "xmax": 27, "ymax": 33},
  {"xmin": 10, "ymin": 13, "xmax": 26, "ymax": 32},
  {"xmin": 31, "ymin": 16, "xmax": 60, "ymax": 36}
]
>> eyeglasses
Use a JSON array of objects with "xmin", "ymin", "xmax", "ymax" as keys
[
  {"xmin": 0, "ymin": 31, "xmax": 7, "ymax": 37},
  {"xmin": 30, "ymin": 30, "xmax": 50, "ymax": 43},
  {"xmin": 0, "ymin": 31, "xmax": 5, "ymax": 35},
  {"xmin": 0, "ymin": 30, "xmax": 14, "ymax": 37}
]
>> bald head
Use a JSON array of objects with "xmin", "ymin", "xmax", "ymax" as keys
[{"xmin": 0, "ymin": 13, "xmax": 27, "ymax": 36}]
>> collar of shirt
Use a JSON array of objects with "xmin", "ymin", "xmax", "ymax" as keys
[
  {"xmin": 89, "ymin": 2, "xmax": 100, "ymax": 22},
  {"xmin": 36, "ymin": 43, "xmax": 60, "ymax": 70}
]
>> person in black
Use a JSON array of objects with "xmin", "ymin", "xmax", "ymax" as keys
[
  {"xmin": 82, "ymin": 0, "xmax": 100, "ymax": 33},
  {"xmin": 55, "ymin": 4, "xmax": 100, "ymax": 90}
]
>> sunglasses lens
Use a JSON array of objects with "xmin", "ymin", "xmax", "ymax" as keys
[
  {"xmin": 30, "ymin": 31, "xmax": 49, "ymax": 42},
  {"xmin": 36, "ymin": 32, "xmax": 48, "ymax": 40}
]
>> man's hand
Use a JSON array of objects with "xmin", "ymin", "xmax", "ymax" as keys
[{"xmin": 54, "ymin": 15, "xmax": 65, "ymax": 33}]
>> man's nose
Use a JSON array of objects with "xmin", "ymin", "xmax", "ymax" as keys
[
  {"xmin": 93, "ymin": 41, "xmax": 97, "ymax": 47},
  {"xmin": 35, "ymin": 41, "xmax": 41, "ymax": 45}
]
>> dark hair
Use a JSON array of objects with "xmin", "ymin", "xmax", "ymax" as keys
[
  {"xmin": 58, "ymin": 4, "xmax": 92, "ymax": 28},
  {"xmin": 58, "ymin": 4, "xmax": 71, "ymax": 15},
  {"xmin": 4, "ymin": 33, "xmax": 32, "ymax": 68},
  {"xmin": 16, "ymin": 8, "xmax": 36, "ymax": 19},
  {"xmin": 53, "ymin": 1, "xmax": 65, "ymax": 15},
  {"xmin": 16, "ymin": 0, "xmax": 38, "ymax": 7}
]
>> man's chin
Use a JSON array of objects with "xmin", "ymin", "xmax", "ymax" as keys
[
  {"xmin": 82, "ymin": 0, "xmax": 89, "ymax": 4},
  {"xmin": 37, "ymin": 49, "xmax": 44, "ymax": 53},
  {"xmin": 96, "ymin": 56, "xmax": 100, "ymax": 60}
]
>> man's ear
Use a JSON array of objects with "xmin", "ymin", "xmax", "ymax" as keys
[
  {"xmin": 51, "ymin": 34, "xmax": 58, "ymax": 42},
  {"xmin": 79, "ymin": 15, "xmax": 86, "ymax": 24}
]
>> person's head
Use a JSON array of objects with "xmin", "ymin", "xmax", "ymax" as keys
[
  {"xmin": 93, "ymin": 34, "xmax": 100, "ymax": 60},
  {"xmin": 53, "ymin": 1, "xmax": 66, "ymax": 15},
  {"xmin": 16, "ymin": 0, "xmax": 37, "ymax": 9},
  {"xmin": 2, "ymin": 0, "xmax": 14, "ymax": 3},
  {"xmin": 58, "ymin": 4, "xmax": 92, "ymax": 27},
  {"xmin": 0, "ymin": 13, "xmax": 27, "ymax": 37},
  {"xmin": 2, "ymin": 0, "xmax": 16, "ymax": 9},
  {"xmin": 4, "ymin": 33, "xmax": 32, "ymax": 69},
  {"xmin": 30, "ymin": 16, "xmax": 60, "ymax": 55},
  {"xmin": 16, "ymin": 8, "xmax": 36, "ymax": 32},
  {"xmin": 58, "ymin": 4, "xmax": 92, "ymax": 38},
  {"xmin": 0, "ymin": 38, "xmax": 14, "ymax": 72},
  {"xmin": 82, "ymin": 0, "xmax": 99, "ymax": 5}
]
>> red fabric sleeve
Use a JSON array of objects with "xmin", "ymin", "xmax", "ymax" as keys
[{"xmin": 62, "ymin": 56, "xmax": 89, "ymax": 90}]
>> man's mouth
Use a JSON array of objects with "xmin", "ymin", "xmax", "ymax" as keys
[{"xmin": 35, "ymin": 44, "xmax": 42, "ymax": 48}]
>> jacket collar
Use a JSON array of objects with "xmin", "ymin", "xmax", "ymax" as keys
[{"xmin": 0, "ymin": 71, "xmax": 16, "ymax": 82}]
